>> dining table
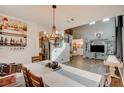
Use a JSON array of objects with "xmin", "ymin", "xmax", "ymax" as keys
[{"xmin": 23, "ymin": 60, "xmax": 102, "ymax": 87}]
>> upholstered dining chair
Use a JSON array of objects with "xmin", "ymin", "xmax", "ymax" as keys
[
  {"xmin": 22, "ymin": 67, "xmax": 31, "ymax": 87},
  {"xmin": 28, "ymin": 70, "xmax": 44, "ymax": 87}
]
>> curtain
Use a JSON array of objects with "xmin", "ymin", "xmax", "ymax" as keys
[{"xmin": 115, "ymin": 15, "xmax": 123, "ymax": 61}]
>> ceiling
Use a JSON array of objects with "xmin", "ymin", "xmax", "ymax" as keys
[{"xmin": 0, "ymin": 5, "xmax": 124, "ymax": 31}]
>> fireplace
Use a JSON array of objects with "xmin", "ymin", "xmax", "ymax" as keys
[{"xmin": 85, "ymin": 39, "xmax": 115, "ymax": 60}]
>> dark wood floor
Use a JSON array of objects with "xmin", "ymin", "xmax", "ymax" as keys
[
  {"xmin": 65, "ymin": 55, "xmax": 123, "ymax": 87},
  {"xmin": 65, "ymin": 56, "xmax": 106, "ymax": 75}
]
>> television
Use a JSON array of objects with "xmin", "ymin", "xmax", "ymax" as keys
[{"xmin": 90, "ymin": 45, "xmax": 104, "ymax": 53}]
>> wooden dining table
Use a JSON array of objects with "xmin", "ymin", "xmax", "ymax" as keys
[{"xmin": 23, "ymin": 60, "xmax": 102, "ymax": 87}]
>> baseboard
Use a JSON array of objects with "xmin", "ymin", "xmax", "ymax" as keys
[{"xmin": 118, "ymin": 68, "xmax": 124, "ymax": 86}]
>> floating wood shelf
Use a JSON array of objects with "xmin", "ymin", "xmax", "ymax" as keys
[
  {"xmin": 0, "ymin": 44, "xmax": 26, "ymax": 47},
  {"xmin": 0, "ymin": 31, "xmax": 27, "ymax": 38}
]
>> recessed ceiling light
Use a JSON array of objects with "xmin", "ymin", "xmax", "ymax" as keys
[
  {"xmin": 89, "ymin": 21, "xmax": 95, "ymax": 25},
  {"xmin": 102, "ymin": 18, "xmax": 110, "ymax": 22},
  {"xmin": 71, "ymin": 18, "xmax": 74, "ymax": 21}
]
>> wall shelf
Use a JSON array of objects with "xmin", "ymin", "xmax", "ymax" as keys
[
  {"xmin": 0, "ymin": 44, "xmax": 26, "ymax": 47},
  {"xmin": 0, "ymin": 30, "xmax": 27, "ymax": 47},
  {"xmin": 0, "ymin": 31, "xmax": 27, "ymax": 38}
]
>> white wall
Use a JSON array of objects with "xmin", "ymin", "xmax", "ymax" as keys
[
  {"xmin": 0, "ymin": 14, "xmax": 47, "ymax": 64},
  {"xmin": 72, "ymin": 17, "xmax": 115, "ymax": 40}
]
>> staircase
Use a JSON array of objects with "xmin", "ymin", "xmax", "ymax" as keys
[{"xmin": 51, "ymin": 41, "xmax": 70, "ymax": 63}]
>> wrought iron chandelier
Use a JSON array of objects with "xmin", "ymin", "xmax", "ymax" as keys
[{"xmin": 48, "ymin": 5, "xmax": 63, "ymax": 46}]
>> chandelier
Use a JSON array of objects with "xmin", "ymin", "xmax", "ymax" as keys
[{"xmin": 48, "ymin": 5, "xmax": 63, "ymax": 46}]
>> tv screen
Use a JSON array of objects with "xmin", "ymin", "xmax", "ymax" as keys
[{"xmin": 90, "ymin": 45, "xmax": 104, "ymax": 53}]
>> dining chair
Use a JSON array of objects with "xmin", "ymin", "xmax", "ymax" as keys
[
  {"xmin": 32, "ymin": 56, "xmax": 42, "ymax": 63},
  {"xmin": 9, "ymin": 63, "xmax": 17, "ymax": 74},
  {"xmin": 3, "ymin": 65, "xmax": 10, "ymax": 74},
  {"xmin": 16, "ymin": 64, "xmax": 22, "ymax": 73},
  {"xmin": 22, "ymin": 67, "xmax": 31, "ymax": 87},
  {"xmin": 28, "ymin": 70, "xmax": 44, "ymax": 87}
]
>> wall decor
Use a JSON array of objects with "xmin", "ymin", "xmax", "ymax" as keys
[
  {"xmin": 95, "ymin": 32, "xmax": 103, "ymax": 39},
  {"xmin": 0, "ymin": 16, "xmax": 27, "ymax": 47}
]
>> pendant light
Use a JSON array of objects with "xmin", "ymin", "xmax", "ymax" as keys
[{"xmin": 49, "ymin": 5, "xmax": 63, "ymax": 46}]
